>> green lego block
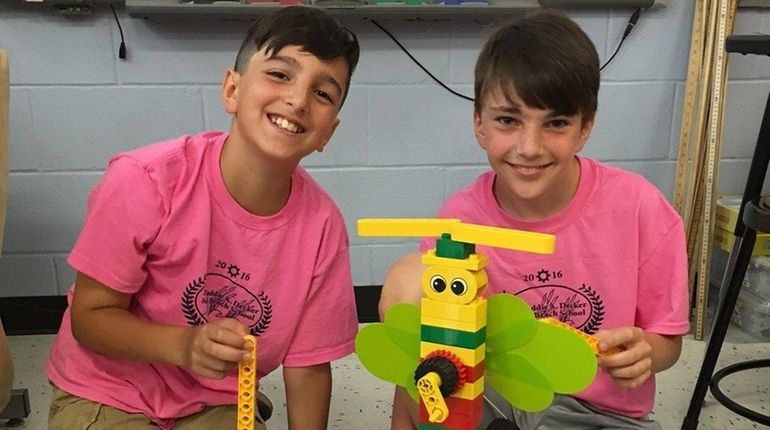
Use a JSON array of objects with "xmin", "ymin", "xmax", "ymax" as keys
[
  {"xmin": 435, "ymin": 233, "xmax": 475, "ymax": 259},
  {"xmin": 421, "ymin": 324, "xmax": 486, "ymax": 349}
]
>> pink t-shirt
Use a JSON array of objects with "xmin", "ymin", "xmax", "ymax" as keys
[
  {"xmin": 46, "ymin": 131, "xmax": 358, "ymax": 429},
  {"xmin": 420, "ymin": 157, "xmax": 689, "ymax": 418}
]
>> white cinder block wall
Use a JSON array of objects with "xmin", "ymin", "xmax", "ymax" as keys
[{"xmin": 1, "ymin": 2, "xmax": 769, "ymax": 297}]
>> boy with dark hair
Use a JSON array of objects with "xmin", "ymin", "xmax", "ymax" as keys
[
  {"xmin": 46, "ymin": 6, "xmax": 360, "ymax": 429},
  {"xmin": 380, "ymin": 10, "xmax": 688, "ymax": 430}
]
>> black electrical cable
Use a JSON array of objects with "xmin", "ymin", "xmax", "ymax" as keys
[
  {"xmin": 373, "ymin": 8, "xmax": 642, "ymax": 100},
  {"xmin": 110, "ymin": 4, "xmax": 127, "ymax": 60},
  {"xmin": 370, "ymin": 19, "xmax": 474, "ymax": 102},
  {"xmin": 600, "ymin": 8, "xmax": 642, "ymax": 71}
]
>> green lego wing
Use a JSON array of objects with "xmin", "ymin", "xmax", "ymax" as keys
[
  {"xmin": 519, "ymin": 320, "xmax": 597, "ymax": 393},
  {"xmin": 355, "ymin": 303, "xmax": 421, "ymax": 400},
  {"xmin": 485, "ymin": 294, "xmax": 538, "ymax": 357},
  {"xmin": 485, "ymin": 294, "xmax": 598, "ymax": 412},
  {"xmin": 486, "ymin": 354, "xmax": 555, "ymax": 411}
]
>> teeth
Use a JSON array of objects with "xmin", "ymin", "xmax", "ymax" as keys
[{"xmin": 271, "ymin": 115, "xmax": 301, "ymax": 133}]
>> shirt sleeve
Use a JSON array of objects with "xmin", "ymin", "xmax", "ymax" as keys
[
  {"xmin": 636, "ymin": 215, "xmax": 691, "ymax": 336},
  {"xmin": 67, "ymin": 156, "xmax": 165, "ymax": 294},
  {"xmin": 282, "ymin": 216, "xmax": 357, "ymax": 367}
]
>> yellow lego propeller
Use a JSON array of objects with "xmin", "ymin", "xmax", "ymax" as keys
[{"xmin": 357, "ymin": 219, "xmax": 555, "ymax": 254}]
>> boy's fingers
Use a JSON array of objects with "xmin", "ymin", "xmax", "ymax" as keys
[
  {"xmin": 205, "ymin": 319, "xmax": 250, "ymax": 347},
  {"xmin": 593, "ymin": 330, "xmax": 621, "ymax": 350},
  {"xmin": 191, "ymin": 345, "xmax": 244, "ymax": 379},
  {"xmin": 195, "ymin": 353, "xmax": 233, "ymax": 373},
  {"xmin": 194, "ymin": 363, "xmax": 232, "ymax": 380},
  {"xmin": 206, "ymin": 340, "xmax": 252, "ymax": 363},
  {"xmin": 599, "ymin": 342, "xmax": 651, "ymax": 373},
  {"xmin": 595, "ymin": 327, "xmax": 642, "ymax": 350},
  {"xmin": 609, "ymin": 369, "xmax": 651, "ymax": 389},
  {"xmin": 214, "ymin": 317, "xmax": 249, "ymax": 334}
]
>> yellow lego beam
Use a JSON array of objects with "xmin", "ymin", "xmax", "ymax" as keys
[
  {"xmin": 237, "ymin": 335, "xmax": 257, "ymax": 430},
  {"xmin": 358, "ymin": 219, "xmax": 461, "ymax": 237},
  {"xmin": 417, "ymin": 372, "xmax": 449, "ymax": 423},
  {"xmin": 357, "ymin": 219, "xmax": 555, "ymax": 254},
  {"xmin": 451, "ymin": 223, "xmax": 554, "ymax": 254}
]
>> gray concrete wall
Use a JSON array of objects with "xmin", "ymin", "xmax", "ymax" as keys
[{"xmin": 1, "ymin": 2, "xmax": 769, "ymax": 296}]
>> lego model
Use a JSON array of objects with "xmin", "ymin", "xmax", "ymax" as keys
[
  {"xmin": 237, "ymin": 335, "xmax": 258, "ymax": 430},
  {"xmin": 355, "ymin": 219, "xmax": 599, "ymax": 430}
]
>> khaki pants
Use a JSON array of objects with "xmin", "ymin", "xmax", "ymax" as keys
[{"xmin": 49, "ymin": 386, "xmax": 268, "ymax": 430}]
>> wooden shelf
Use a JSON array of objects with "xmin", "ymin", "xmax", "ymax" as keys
[{"xmin": 124, "ymin": 0, "xmax": 655, "ymax": 21}]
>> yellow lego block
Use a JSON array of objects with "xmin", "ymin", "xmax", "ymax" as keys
[
  {"xmin": 421, "ymin": 315, "xmax": 485, "ymax": 333},
  {"xmin": 454, "ymin": 375, "xmax": 485, "ymax": 400},
  {"xmin": 420, "ymin": 341, "xmax": 485, "ymax": 366},
  {"xmin": 357, "ymin": 219, "xmax": 461, "ymax": 238},
  {"xmin": 452, "ymin": 223, "xmax": 555, "ymax": 255},
  {"xmin": 422, "ymin": 266, "xmax": 488, "ymax": 304},
  {"xmin": 423, "ymin": 250, "xmax": 489, "ymax": 271},
  {"xmin": 237, "ymin": 335, "xmax": 257, "ymax": 430},
  {"xmin": 421, "ymin": 298, "xmax": 487, "ymax": 330}
]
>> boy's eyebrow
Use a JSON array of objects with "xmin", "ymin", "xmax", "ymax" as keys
[
  {"xmin": 268, "ymin": 54, "xmax": 344, "ymax": 97},
  {"xmin": 491, "ymin": 102, "xmax": 562, "ymax": 117},
  {"xmin": 489, "ymin": 103, "xmax": 524, "ymax": 115},
  {"xmin": 493, "ymin": 104, "xmax": 522, "ymax": 113}
]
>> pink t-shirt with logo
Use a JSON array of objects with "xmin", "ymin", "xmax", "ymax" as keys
[
  {"xmin": 420, "ymin": 157, "xmax": 689, "ymax": 418},
  {"xmin": 46, "ymin": 131, "xmax": 358, "ymax": 429}
]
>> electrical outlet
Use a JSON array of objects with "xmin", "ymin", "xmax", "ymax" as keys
[{"xmin": 54, "ymin": 0, "xmax": 95, "ymax": 15}]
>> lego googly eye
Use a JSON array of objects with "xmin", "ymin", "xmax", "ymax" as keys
[
  {"xmin": 430, "ymin": 275, "xmax": 447, "ymax": 293},
  {"xmin": 450, "ymin": 278, "xmax": 468, "ymax": 296}
]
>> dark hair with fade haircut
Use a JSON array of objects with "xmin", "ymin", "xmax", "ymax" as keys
[
  {"xmin": 234, "ymin": 6, "xmax": 360, "ymax": 107},
  {"xmin": 474, "ymin": 9, "xmax": 600, "ymax": 125}
]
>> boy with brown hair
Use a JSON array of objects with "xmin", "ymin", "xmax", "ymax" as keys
[
  {"xmin": 46, "ymin": 6, "xmax": 360, "ymax": 429},
  {"xmin": 380, "ymin": 9, "xmax": 689, "ymax": 430}
]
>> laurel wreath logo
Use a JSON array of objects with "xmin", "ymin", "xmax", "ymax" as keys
[
  {"xmin": 182, "ymin": 277, "xmax": 206, "ymax": 326},
  {"xmin": 579, "ymin": 283, "xmax": 604, "ymax": 334},
  {"xmin": 182, "ymin": 277, "xmax": 273, "ymax": 336},
  {"xmin": 251, "ymin": 291, "xmax": 272, "ymax": 336}
]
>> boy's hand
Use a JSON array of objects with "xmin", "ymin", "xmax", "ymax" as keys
[
  {"xmin": 181, "ymin": 318, "xmax": 251, "ymax": 380},
  {"xmin": 593, "ymin": 326, "xmax": 652, "ymax": 389}
]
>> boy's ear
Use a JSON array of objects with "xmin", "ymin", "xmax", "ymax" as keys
[
  {"xmin": 316, "ymin": 117, "xmax": 340, "ymax": 153},
  {"xmin": 222, "ymin": 69, "xmax": 239, "ymax": 115},
  {"xmin": 473, "ymin": 111, "xmax": 488, "ymax": 149}
]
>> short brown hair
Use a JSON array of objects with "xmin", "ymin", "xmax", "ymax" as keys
[
  {"xmin": 234, "ymin": 6, "xmax": 360, "ymax": 108},
  {"xmin": 474, "ymin": 9, "xmax": 600, "ymax": 124}
]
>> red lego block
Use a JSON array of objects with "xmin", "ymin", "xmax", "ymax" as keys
[{"xmin": 419, "ymin": 395, "xmax": 483, "ymax": 429}]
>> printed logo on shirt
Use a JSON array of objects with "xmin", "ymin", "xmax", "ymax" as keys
[
  {"xmin": 509, "ymin": 268, "xmax": 606, "ymax": 334},
  {"xmin": 181, "ymin": 272, "xmax": 273, "ymax": 336}
]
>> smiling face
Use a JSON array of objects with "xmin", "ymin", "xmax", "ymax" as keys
[
  {"xmin": 222, "ymin": 44, "xmax": 349, "ymax": 167},
  {"xmin": 474, "ymin": 87, "xmax": 594, "ymax": 220}
]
